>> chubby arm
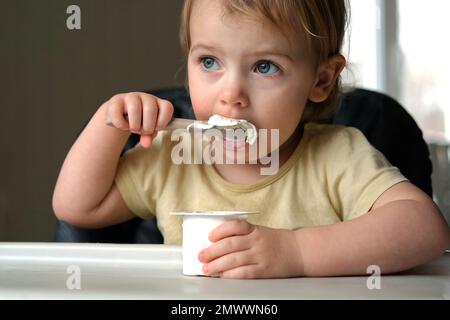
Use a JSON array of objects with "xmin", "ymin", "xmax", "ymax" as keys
[
  {"xmin": 200, "ymin": 181, "xmax": 450, "ymax": 278},
  {"xmin": 52, "ymin": 92, "xmax": 173, "ymax": 228},
  {"xmin": 295, "ymin": 181, "xmax": 450, "ymax": 277},
  {"xmin": 52, "ymin": 100, "xmax": 132, "ymax": 228}
]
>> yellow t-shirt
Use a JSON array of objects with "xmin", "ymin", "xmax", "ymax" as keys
[{"xmin": 115, "ymin": 123, "xmax": 407, "ymax": 245}]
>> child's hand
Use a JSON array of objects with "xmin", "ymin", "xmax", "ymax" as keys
[
  {"xmin": 198, "ymin": 220, "xmax": 303, "ymax": 279},
  {"xmin": 104, "ymin": 92, "xmax": 174, "ymax": 148}
]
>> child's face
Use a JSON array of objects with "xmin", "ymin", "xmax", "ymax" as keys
[{"xmin": 187, "ymin": 0, "xmax": 318, "ymax": 149}]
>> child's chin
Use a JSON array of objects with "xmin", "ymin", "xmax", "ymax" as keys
[{"xmin": 223, "ymin": 138, "xmax": 247, "ymax": 151}]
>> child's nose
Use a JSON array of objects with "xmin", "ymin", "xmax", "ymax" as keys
[{"xmin": 218, "ymin": 77, "xmax": 250, "ymax": 109}]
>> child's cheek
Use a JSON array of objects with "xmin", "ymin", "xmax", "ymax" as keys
[
  {"xmin": 189, "ymin": 81, "xmax": 213, "ymax": 121},
  {"xmin": 192, "ymin": 101, "xmax": 211, "ymax": 120}
]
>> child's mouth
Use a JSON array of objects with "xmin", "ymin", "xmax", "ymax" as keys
[
  {"xmin": 207, "ymin": 114, "xmax": 258, "ymax": 145},
  {"xmin": 214, "ymin": 114, "xmax": 254, "ymax": 151}
]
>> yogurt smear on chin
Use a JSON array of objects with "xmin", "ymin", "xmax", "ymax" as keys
[{"xmin": 188, "ymin": 114, "xmax": 258, "ymax": 145}]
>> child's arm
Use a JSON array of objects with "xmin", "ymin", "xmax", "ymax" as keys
[
  {"xmin": 199, "ymin": 181, "xmax": 450, "ymax": 278},
  {"xmin": 294, "ymin": 181, "xmax": 450, "ymax": 277},
  {"xmin": 52, "ymin": 92, "xmax": 173, "ymax": 228}
]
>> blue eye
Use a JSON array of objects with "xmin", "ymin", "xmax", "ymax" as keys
[
  {"xmin": 255, "ymin": 61, "xmax": 279, "ymax": 75},
  {"xmin": 201, "ymin": 57, "xmax": 220, "ymax": 71}
]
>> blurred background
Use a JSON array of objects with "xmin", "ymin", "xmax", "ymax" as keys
[{"xmin": 0, "ymin": 0, "xmax": 449, "ymax": 241}]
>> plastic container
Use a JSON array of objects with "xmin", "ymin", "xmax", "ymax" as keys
[{"xmin": 170, "ymin": 211, "xmax": 258, "ymax": 276}]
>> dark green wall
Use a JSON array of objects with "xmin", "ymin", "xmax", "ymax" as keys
[{"xmin": 0, "ymin": 0, "xmax": 185, "ymax": 241}]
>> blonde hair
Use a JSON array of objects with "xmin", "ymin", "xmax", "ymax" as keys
[{"xmin": 180, "ymin": 0, "xmax": 349, "ymax": 122}]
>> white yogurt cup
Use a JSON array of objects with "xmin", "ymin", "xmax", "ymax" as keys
[{"xmin": 170, "ymin": 211, "xmax": 259, "ymax": 276}]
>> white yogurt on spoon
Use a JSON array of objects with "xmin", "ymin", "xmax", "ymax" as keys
[{"xmin": 187, "ymin": 114, "xmax": 258, "ymax": 145}]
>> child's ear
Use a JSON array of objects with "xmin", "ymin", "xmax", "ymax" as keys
[{"xmin": 309, "ymin": 54, "xmax": 346, "ymax": 103}]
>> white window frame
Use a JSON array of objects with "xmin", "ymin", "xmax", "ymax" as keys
[
  {"xmin": 344, "ymin": 0, "xmax": 394, "ymax": 95},
  {"xmin": 381, "ymin": 0, "xmax": 400, "ymax": 100}
]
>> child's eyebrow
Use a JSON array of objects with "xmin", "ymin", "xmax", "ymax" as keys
[
  {"xmin": 190, "ymin": 44, "xmax": 220, "ymax": 54},
  {"xmin": 190, "ymin": 43, "xmax": 294, "ymax": 62},
  {"xmin": 244, "ymin": 50, "xmax": 294, "ymax": 62}
]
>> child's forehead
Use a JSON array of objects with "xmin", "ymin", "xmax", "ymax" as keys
[
  {"xmin": 191, "ymin": 0, "xmax": 289, "ymax": 34},
  {"xmin": 190, "ymin": 0, "xmax": 308, "ymax": 57}
]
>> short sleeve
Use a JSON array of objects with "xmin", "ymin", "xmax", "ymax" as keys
[
  {"xmin": 326, "ymin": 127, "xmax": 408, "ymax": 221},
  {"xmin": 115, "ymin": 152, "xmax": 153, "ymax": 219},
  {"xmin": 114, "ymin": 132, "xmax": 172, "ymax": 220}
]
